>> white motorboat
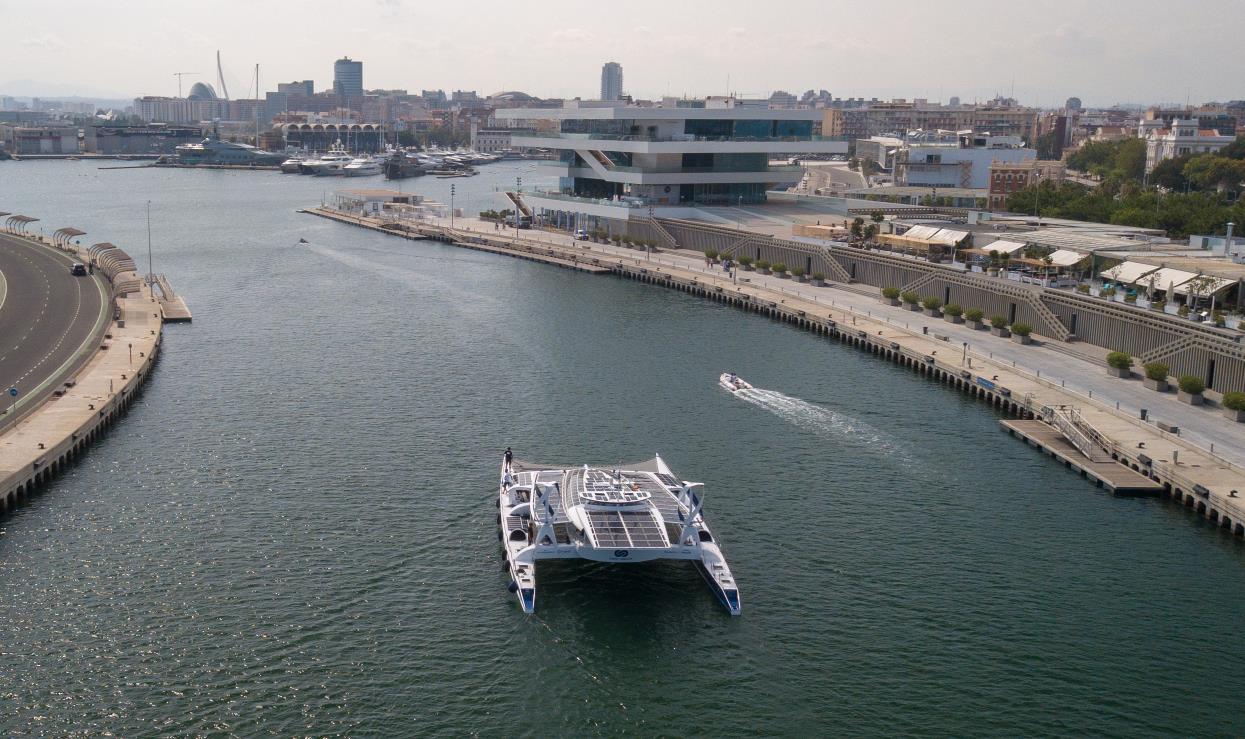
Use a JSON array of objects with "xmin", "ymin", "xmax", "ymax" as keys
[
  {"xmin": 280, "ymin": 155, "xmax": 306, "ymax": 173},
  {"xmin": 343, "ymin": 156, "xmax": 382, "ymax": 177},
  {"xmin": 308, "ymin": 152, "xmax": 353, "ymax": 176},
  {"xmin": 719, "ymin": 372, "xmax": 753, "ymax": 392},
  {"xmin": 499, "ymin": 454, "xmax": 741, "ymax": 615}
]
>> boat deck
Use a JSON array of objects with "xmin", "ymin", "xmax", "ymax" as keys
[{"xmin": 512, "ymin": 461, "xmax": 689, "ymax": 543}]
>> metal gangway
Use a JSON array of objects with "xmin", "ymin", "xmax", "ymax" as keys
[{"xmin": 1043, "ymin": 405, "xmax": 1113, "ymax": 462}]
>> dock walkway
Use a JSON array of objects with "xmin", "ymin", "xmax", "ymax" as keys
[{"xmin": 304, "ymin": 207, "xmax": 1245, "ymax": 538}]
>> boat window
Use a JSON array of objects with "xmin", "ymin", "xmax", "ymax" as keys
[
  {"xmin": 509, "ymin": 530, "xmax": 527, "ymax": 542},
  {"xmin": 698, "ymin": 530, "xmax": 713, "ymax": 543}
]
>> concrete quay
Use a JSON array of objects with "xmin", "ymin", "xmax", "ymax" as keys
[
  {"xmin": 0, "ymin": 234, "xmax": 165, "ymax": 517},
  {"xmin": 306, "ymin": 209, "xmax": 1245, "ymax": 539}
]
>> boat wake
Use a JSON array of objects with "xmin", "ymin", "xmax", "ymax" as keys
[{"xmin": 733, "ymin": 386, "xmax": 906, "ymax": 457}]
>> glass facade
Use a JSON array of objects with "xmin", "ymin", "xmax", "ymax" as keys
[
  {"xmin": 678, "ymin": 183, "xmax": 769, "ymax": 205},
  {"xmin": 682, "ymin": 119, "xmax": 814, "ymax": 140}
]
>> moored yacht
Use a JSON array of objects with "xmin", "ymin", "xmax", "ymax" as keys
[
  {"xmin": 280, "ymin": 154, "xmax": 307, "ymax": 173},
  {"xmin": 498, "ymin": 454, "xmax": 741, "ymax": 615},
  {"xmin": 343, "ymin": 156, "xmax": 382, "ymax": 177}
]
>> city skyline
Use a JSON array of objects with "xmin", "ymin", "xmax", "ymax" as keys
[{"xmin": 1, "ymin": 0, "xmax": 1242, "ymax": 107}]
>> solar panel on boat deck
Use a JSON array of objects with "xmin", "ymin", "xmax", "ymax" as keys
[
  {"xmin": 586, "ymin": 510, "xmax": 669, "ymax": 548},
  {"xmin": 655, "ymin": 473, "xmax": 680, "ymax": 488}
]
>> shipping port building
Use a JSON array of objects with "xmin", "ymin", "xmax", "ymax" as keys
[{"xmin": 495, "ymin": 102, "xmax": 847, "ymax": 219}]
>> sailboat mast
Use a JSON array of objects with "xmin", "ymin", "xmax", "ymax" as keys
[{"xmin": 255, "ymin": 63, "xmax": 260, "ymax": 147}]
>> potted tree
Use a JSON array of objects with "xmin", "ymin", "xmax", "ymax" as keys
[
  {"xmin": 1076, "ymin": 284, "xmax": 1091, "ymax": 295},
  {"xmin": 1213, "ymin": 310, "xmax": 1226, "ymax": 327},
  {"xmin": 920, "ymin": 296, "xmax": 943, "ymax": 317},
  {"xmin": 1177, "ymin": 375, "xmax": 1205, "ymax": 405},
  {"xmin": 772, "ymin": 262, "xmax": 789, "ymax": 278},
  {"xmin": 1150, "ymin": 298, "xmax": 1167, "ymax": 313},
  {"xmin": 1010, "ymin": 323, "xmax": 1033, "ymax": 344},
  {"xmin": 987, "ymin": 250, "xmax": 1001, "ymax": 277},
  {"xmin": 1124, "ymin": 293, "xmax": 1137, "ymax": 304},
  {"xmin": 737, "ymin": 255, "xmax": 754, "ymax": 271},
  {"xmin": 901, "ymin": 291, "xmax": 921, "ymax": 311},
  {"xmin": 1143, "ymin": 362, "xmax": 1169, "ymax": 391},
  {"xmin": 1178, "ymin": 304, "xmax": 1190, "ymax": 318},
  {"xmin": 1106, "ymin": 351, "xmax": 1133, "ymax": 378},
  {"xmin": 811, "ymin": 272, "xmax": 826, "ymax": 287},
  {"xmin": 1222, "ymin": 391, "xmax": 1245, "ymax": 422},
  {"xmin": 790, "ymin": 266, "xmax": 807, "ymax": 282},
  {"xmin": 1101, "ymin": 286, "xmax": 1117, "ymax": 300},
  {"xmin": 964, "ymin": 308, "xmax": 985, "ymax": 330},
  {"xmin": 755, "ymin": 259, "xmax": 771, "ymax": 275},
  {"xmin": 943, "ymin": 303, "xmax": 964, "ymax": 324},
  {"xmin": 881, "ymin": 287, "xmax": 901, "ymax": 306}
]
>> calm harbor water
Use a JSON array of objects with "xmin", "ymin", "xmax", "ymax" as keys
[{"xmin": 1, "ymin": 161, "xmax": 1243, "ymax": 736}]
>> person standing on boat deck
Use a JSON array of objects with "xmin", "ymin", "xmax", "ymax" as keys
[{"xmin": 504, "ymin": 447, "xmax": 514, "ymax": 471}]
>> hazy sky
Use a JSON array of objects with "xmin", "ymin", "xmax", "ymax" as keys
[{"xmin": 2, "ymin": 0, "xmax": 1242, "ymax": 107}]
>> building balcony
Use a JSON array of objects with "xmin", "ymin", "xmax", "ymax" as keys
[
  {"xmin": 511, "ymin": 133, "xmax": 848, "ymax": 155},
  {"xmin": 541, "ymin": 162, "xmax": 804, "ymax": 186}
]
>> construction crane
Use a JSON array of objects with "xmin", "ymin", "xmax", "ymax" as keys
[{"xmin": 173, "ymin": 72, "xmax": 199, "ymax": 97}]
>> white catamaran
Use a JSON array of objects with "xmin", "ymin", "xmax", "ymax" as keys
[{"xmin": 498, "ymin": 454, "xmax": 741, "ymax": 615}]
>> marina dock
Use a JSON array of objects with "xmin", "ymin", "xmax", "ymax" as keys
[
  {"xmin": 1001, "ymin": 420, "xmax": 1164, "ymax": 495},
  {"xmin": 305, "ymin": 206, "xmax": 1245, "ymax": 539}
]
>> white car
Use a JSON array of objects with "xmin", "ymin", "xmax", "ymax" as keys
[{"xmin": 574, "ymin": 229, "xmax": 590, "ymax": 240}]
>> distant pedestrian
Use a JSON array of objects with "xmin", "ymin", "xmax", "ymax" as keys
[{"xmin": 504, "ymin": 446, "xmax": 514, "ymax": 470}]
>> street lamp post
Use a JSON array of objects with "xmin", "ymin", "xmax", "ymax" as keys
[{"xmin": 450, "ymin": 184, "xmax": 455, "ymax": 229}]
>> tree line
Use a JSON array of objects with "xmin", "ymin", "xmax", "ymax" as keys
[{"xmin": 1008, "ymin": 135, "xmax": 1245, "ymax": 237}]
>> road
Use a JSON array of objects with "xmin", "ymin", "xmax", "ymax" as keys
[{"xmin": 0, "ymin": 233, "xmax": 109, "ymax": 427}]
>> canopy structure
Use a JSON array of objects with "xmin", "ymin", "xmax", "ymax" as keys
[
  {"xmin": 1099, "ymin": 260, "xmax": 1160, "ymax": 284},
  {"xmin": 1134, "ymin": 267, "xmax": 1198, "ymax": 293},
  {"xmin": 52, "ymin": 227, "xmax": 86, "ymax": 247},
  {"xmin": 902, "ymin": 225, "xmax": 940, "ymax": 240},
  {"xmin": 1172, "ymin": 274, "xmax": 1236, "ymax": 298},
  {"xmin": 929, "ymin": 228, "xmax": 968, "ymax": 245},
  {"xmin": 4, "ymin": 215, "xmax": 39, "ymax": 233},
  {"xmin": 1046, "ymin": 249, "xmax": 1088, "ymax": 267},
  {"xmin": 979, "ymin": 239, "xmax": 1027, "ymax": 256}
]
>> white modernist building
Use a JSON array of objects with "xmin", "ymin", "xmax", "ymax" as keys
[
  {"xmin": 897, "ymin": 132, "xmax": 1036, "ymax": 189},
  {"xmin": 1144, "ymin": 119, "xmax": 1235, "ymax": 172},
  {"xmin": 495, "ymin": 100, "xmax": 848, "ymax": 221}
]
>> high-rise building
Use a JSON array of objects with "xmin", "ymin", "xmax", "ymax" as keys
[
  {"xmin": 1065, "ymin": 96, "xmax": 1083, "ymax": 111},
  {"xmin": 333, "ymin": 57, "xmax": 363, "ymax": 96},
  {"xmin": 600, "ymin": 62, "xmax": 623, "ymax": 101}
]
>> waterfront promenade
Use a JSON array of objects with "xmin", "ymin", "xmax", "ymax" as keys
[
  {"xmin": 307, "ymin": 207, "xmax": 1245, "ymax": 534},
  {"xmin": 0, "ymin": 231, "xmax": 164, "ymax": 516}
]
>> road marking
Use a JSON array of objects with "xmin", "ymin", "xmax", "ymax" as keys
[
  {"xmin": 0, "ymin": 236, "xmax": 111, "ymax": 419},
  {"xmin": 0, "ymin": 268, "xmax": 7, "ymax": 313}
]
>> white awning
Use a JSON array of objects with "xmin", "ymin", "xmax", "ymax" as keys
[
  {"xmin": 930, "ymin": 228, "xmax": 969, "ymax": 245},
  {"xmin": 1171, "ymin": 273, "xmax": 1235, "ymax": 296},
  {"xmin": 980, "ymin": 239, "xmax": 1027, "ymax": 255},
  {"xmin": 1134, "ymin": 267, "xmax": 1198, "ymax": 291},
  {"xmin": 1046, "ymin": 249, "xmax": 1087, "ymax": 267},
  {"xmin": 903, "ymin": 225, "xmax": 940, "ymax": 240},
  {"xmin": 1099, "ymin": 261, "xmax": 1160, "ymax": 284}
]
